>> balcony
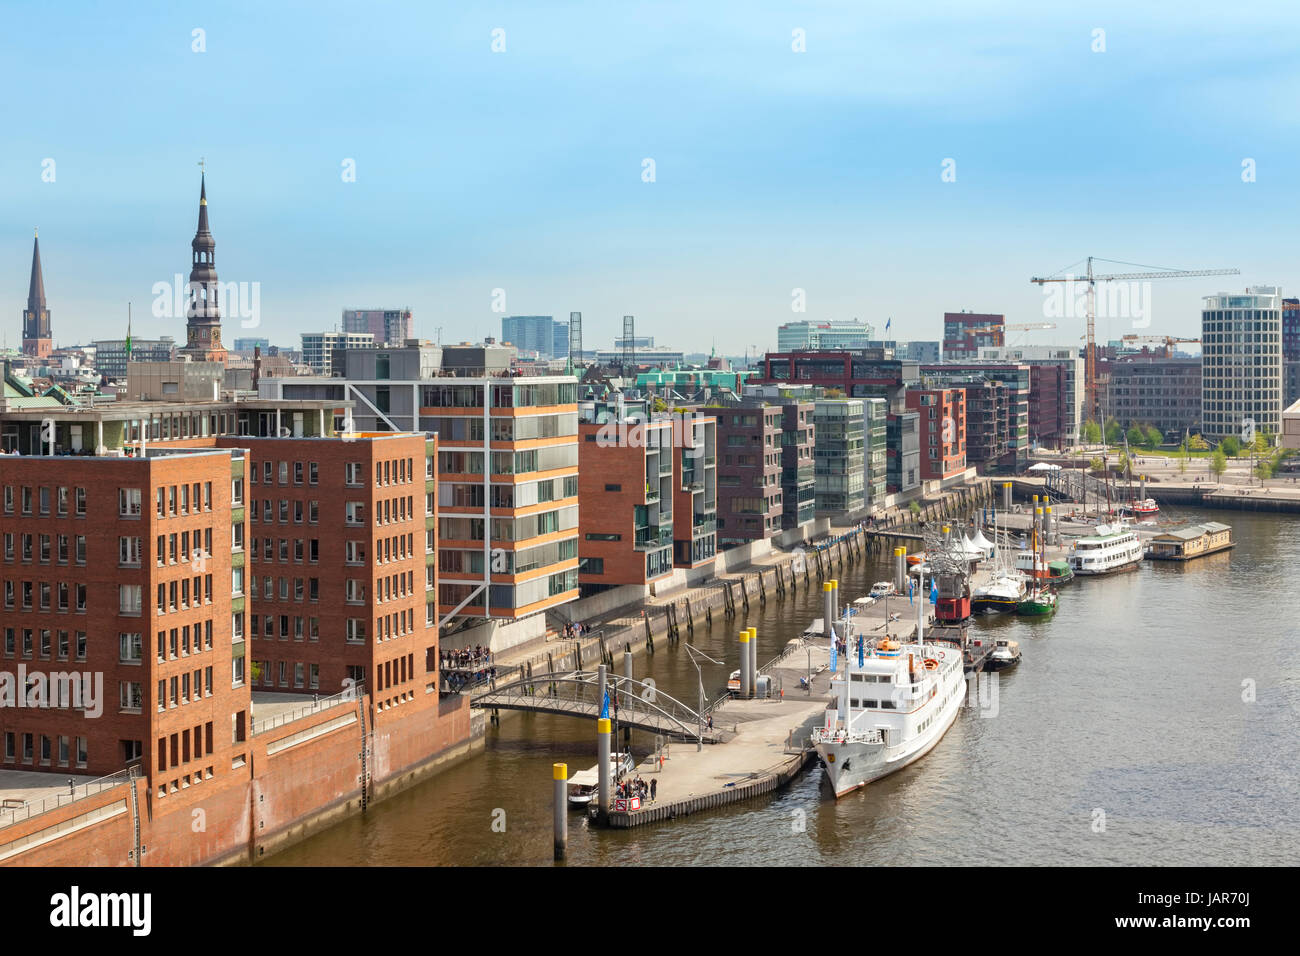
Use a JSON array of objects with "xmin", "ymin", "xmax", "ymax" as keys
[{"xmin": 692, "ymin": 517, "xmax": 716, "ymax": 534}]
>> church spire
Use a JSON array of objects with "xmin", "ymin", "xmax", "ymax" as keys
[
  {"xmin": 180, "ymin": 167, "xmax": 227, "ymax": 365},
  {"xmin": 22, "ymin": 229, "xmax": 52, "ymax": 358}
]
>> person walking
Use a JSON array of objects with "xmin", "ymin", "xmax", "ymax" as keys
[{"xmin": 650, "ymin": 778, "xmax": 657, "ymax": 802}]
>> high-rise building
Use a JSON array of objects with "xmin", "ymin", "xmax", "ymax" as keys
[
  {"xmin": 813, "ymin": 400, "xmax": 865, "ymax": 515},
  {"xmin": 943, "ymin": 312, "xmax": 1004, "ymax": 361},
  {"xmin": 21, "ymin": 231, "xmax": 52, "ymax": 359},
  {"xmin": 777, "ymin": 320, "xmax": 875, "ymax": 352},
  {"xmin": 501, "ymin": 316, "xmax": 555, "ymax": 358},
  {"xmin": 342, "ymin": 310, "xmax": 414, "ymax": 347},
  {"xmin": 300, "ymin": 332, "xmax": 375, "ymax": 375},
  {"xmin": 179, "ymin": 175, "xmax": 227, "ymax": 365},
  {"xmin": 1284, "ymin": 299, "xmax": 1300, "ymax": 407},
  {"xmin": 552, "ymin": 322, "xmax": 570, "ymax": 363},
  {"xmin": 864, "ymin": 399, "xmax": 888, "ymax": 505},
  {"xmin": 232, "ymin": 338, "xmax": 270, "ymax": 355},
  {"xmin": 1201, "ymin": 287, "xmax": 1283, "ymax": 440}
]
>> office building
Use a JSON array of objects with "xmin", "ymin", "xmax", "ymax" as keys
[
  {"xmin": 813, "ymin": 400, "xmax": 865, "ymax": 515},
  {"xmin": 342, "ymin": 309, "xmax": 414, "ymax": 347},
  {"xmin": 91, "ymin": 337, "xmax": 177, "ymax": 383},
  {"xmin": 1201, "ymin": 287, "xmax": 1283, "ymax": 440},
  {"xmin": 777, "ymin": 320, "xmax": 876, "ymax": 352},
  {"xmin": 707, "ymin": 403, "xmax": 784, "ymax": 547},
  {"xmin": 1101, "ymin": 355, "xmax": 1202, "ymax": 438},
  {"xmin": 943, "ymin": 312, "xmax": 1004, "ymax": 361},
  {"xmin": 923, "ymin": 363, "xmax": 1030, "ymax": 473},
  {"xmin": 501, "ymin": 316, "xmax": 556, "ymax": 358},
  {"xmin": 300, "ymin": 331, "xmax": 375, "ymax": 376},
  {"xmin": 975, "ymin": 346, "xmax": 1084, "ymax": 447}
]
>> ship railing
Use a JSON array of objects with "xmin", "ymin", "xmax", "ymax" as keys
[{"xmin": 812, "ymin": 727, "xmax": 885, "ymax": 746}]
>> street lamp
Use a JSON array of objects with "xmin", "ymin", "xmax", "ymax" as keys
[{"xmin": 683, "ymin": 643, "xmax": 724, "ymax": 752}]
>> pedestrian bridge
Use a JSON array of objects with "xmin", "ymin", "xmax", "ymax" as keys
[{"xmin": 470, "ymin": 671, "xmax": 724, "ymax": 743}]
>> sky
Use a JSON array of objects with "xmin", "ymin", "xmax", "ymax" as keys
[{"xmin": 3, "ymin": 1, "xmax": 1300, "ymax": 355}]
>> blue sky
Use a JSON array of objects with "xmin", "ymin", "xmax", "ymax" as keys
[{"xmin": 3, "ymin": 1, "xmax": 1299, "ymax": 354}]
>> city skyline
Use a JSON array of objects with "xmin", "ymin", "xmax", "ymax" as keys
[{"xmin": 4, "ymin": 3, "xmax": 1299, "ymax": 353}]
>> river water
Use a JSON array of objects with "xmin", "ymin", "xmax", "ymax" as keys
[{"xmin": 265, "ymin": 510, "xmax": 1300, "ymax": 867}]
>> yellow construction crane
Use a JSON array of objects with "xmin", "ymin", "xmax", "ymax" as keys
[{"xmin": 1030, "ymin": 257, "xmax": 1239, "ymax": 426}]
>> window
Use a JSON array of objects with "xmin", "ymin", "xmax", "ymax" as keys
[
  {"xmin": 119, "ymin": 632, "xmax": 143, "ymax": 663},
  {"xmin": 119, "ymin": 585, "xmax": 142, "ymax": 615},
  {"xmin": 119, "ymin": 488, "xmax": 142, "ymax": 517},
  {"xmin": 119, "ymin": 536, "xmax": 142, "ymax": 567},
  {"xmin": 120, "ymin": 681, "xmax": 143, "ymax": 712}
]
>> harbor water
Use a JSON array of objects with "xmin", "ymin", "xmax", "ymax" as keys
[{"xmin": 264, "ymin": 510, "xmax": 1300, "ymax": 866}]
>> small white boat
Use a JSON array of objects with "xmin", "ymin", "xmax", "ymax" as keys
[
  {"xmin": 987, "ymin": 638, "xmax": 1021, "ymax": 671},
  {"xmin": 727, "ymin": 670, "xmax": 742, "ymax": 693},
  {"xmin": 567, "ymin": 752, "xmax": 636, "ymax": 807},
  {"xmin": 868, "ymin": 581, "xmax": 894, "ymax": 599}
]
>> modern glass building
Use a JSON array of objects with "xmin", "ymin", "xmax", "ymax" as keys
[
  {"xmin": 813, "ymin": 399, "xmax": 865, "ymax": 515},
  {"xmin": 1201, "ymin": 287, "xmax": 1283, "ymax": 441}
]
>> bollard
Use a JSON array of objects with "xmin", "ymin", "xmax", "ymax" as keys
[
  {"xmin": 553, "ymin": 763, "xmax": 568, "ymax": 860},
  {"xmin": 1003, "ymin": 481, "xmax": 1012, "ymax": 512},
  {"xmin": 597, "ymin": 718, "xmax": 612, "ymax": 821},
  {"xmin": 748, "ymin": 626, "xmax": 758, "ymax": 698},
  {"xmin": 623, "ymin": 649, "xmax": 633, "ymax": 682},
  {"xmin": 894, "ymin": 547, "xmax": 906, "ymax": 593},
  {"xmin": 830, "ymin": 578, "xmax": 839, "ymax": 627},
  {"xmin": 823, "ymin": 581, "xmax": 834, "ymax": 640},
  {"xmin": 739, "ymin": 630, "xmax": 751, "ymax": 700}
]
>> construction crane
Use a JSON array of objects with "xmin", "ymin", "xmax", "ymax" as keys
[
  {"xmin": 1030, "ymin": 257, "xmax": 1239, "ymax": 426},
  {"xmin": 959, "ymin": 321, "xmax": 1056, "ymax": 351},
  {"xmin": 1120, "ymin": 334, "xmax": 1200, "ymax": 357}
]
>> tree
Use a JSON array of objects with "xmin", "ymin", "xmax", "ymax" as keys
[
  {"xmin": 1089, "ymin": 456, "xmax": 1105, "ymax": 474},
  {"xmin": 1252, "ymin": 431, "xmax": 1272, "ymax": 455},
  {"xmin": 1220, "ymin": 435, "xmax": 1241, "ymax": 457},
  {"xmin": 1144, "ymin": 425, "xmax": 1163, "ymax": 449},
  {"xmin": 1255, "ymin": 461, "xmax": 1273, "ymax": 481},
  {"xmin": 1082, "ymin": 421, "xmax": 1102, "ymax": 445},
  {"xmin": 1177, "ymin": 455, "xmax": 1188, "ymax": 475},
  {"xmin": 1117, "ymin": 450, "xmax": 1132, "ymax": 478},
  {"xmin": 1126, "ymin": 425, "xmax": 1146, "ymax": 449},
  {"xmin": 1188, "ymin": 433, "xmax": 1210, "ymax": 451},
  {"xmin": 1105, "ymin": 420, "xmax": 1123, "ymax": 444},
  {"xmin": 1209, "ymin": 448, "xmax": 1227, "ymax": 480}
]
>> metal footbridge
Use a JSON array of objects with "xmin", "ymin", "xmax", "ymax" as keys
[{"xmin": 470, "ymin": 671, "xmax": 724, "ymax": 743}]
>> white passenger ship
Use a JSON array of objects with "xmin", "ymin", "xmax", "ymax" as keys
[
  {"xmin": 811, "ymin": 625, "xmax": 966, "ymax": 798},
  {"xmin": 1067, "ymin": 523, "xmax": 1144, "ymax": 576}
]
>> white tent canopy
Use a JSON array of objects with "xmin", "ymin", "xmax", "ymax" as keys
[{"xmin": 1027, "ymin": 462, "xmax": 1062, "ymax": 472}]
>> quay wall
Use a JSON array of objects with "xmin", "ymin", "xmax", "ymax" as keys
[{"xmin": 0, "ymin": 692, "xmax": 482, "ymax": 867}]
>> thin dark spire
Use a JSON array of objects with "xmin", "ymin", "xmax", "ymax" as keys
[
  {"xmin": 196, "ymin": 172, "xmax": 211, "ymax": 236},
  {"xmin": 27, "ymin": 230, "xmax": 45, "ymax": 310}
]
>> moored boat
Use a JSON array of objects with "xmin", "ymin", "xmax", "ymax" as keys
[
  {"xmin": 971, "ymin": 571, "xmax": 1026, "ymax": 614},
  {"xmin": 567, "ymin": 752, "xmax": 636, "ymax": 807},
  {"xmin": 1016, "ymin": 587, "xmax": 1057, "ymax": 617},
  {"xmin": 986, "ymin": 637, "xmax": 1021, "ymax": 670},
  {"xmin": 1067, "ymin": 523, "xmax": 1144, "ymax": 576}
]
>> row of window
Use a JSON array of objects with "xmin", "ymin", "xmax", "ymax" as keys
[
  {"xmin": 2, "ymin": 533, "xmax": 87, "ymax": 565},
  {"xmin": 154, "ymin": 575, "xmax": 215, "ymax": 613},
  {"xmin": 2, "ymin": 485, "xmax": 87, "ymax": 517},
  {"xmin": 153, "ymin": 482, "xmax": 214, "ymax": 518},
  {"xmin": 250, "ymin": 498, "xmax": 321, "ymax": 524},
  {"xmin": 251, "ymin": 460, "xmax": 319, "ymax": 486},
  {"xmin": 3, "ymin": 732, "xmax": 88, "ymax": 768},
  {"xmin": 2, "ymin": 580, "xmax": 88, "ymax": 613},
  {"xmin": 250, "ymin": 536, "xmax": 320, "ymax": 564},
  {"xmin": 151, "ymin": 668, "xmax": 215, "ymax": 711},
  {"xmin": 157, "ymin": 722, "xmax": 214, "ymax": 774},
  {"xmin": 252, "ymin": 659, "xmax": 321, "ymax": 689},
  {"xmin": 155, "ymin": 621, "xmax": 215, "ymax": 662},
  {"xmin": 3, "ymin": 626, "xmax": 87, "ymax": 660}
]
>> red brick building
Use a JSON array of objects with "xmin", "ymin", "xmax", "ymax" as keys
[
  {"xmin": 217, "ymin": 433, "xmax": 439, "ymax": 724},
  {"xmin": 577, "ymin": 418, "xmax": 675, "ymax": 592},
  {"xmin": 1, "ymin": 449, "xmax": 252, "ymax": 807},
  {"xmin": 906, "ymin": 387, "xmax": 967, "ymax": 480}
]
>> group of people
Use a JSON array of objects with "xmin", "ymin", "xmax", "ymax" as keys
[
  {"xmin": 617, "ymin": 776, "xmax": 656, "ymax": 803},
  {"xmin": 563, "ymin": 621, "xmax": 589, "ymax": 638},
  {"xmin": 441, "ymin": 646, "xmax": 491, "ymax": 670},
  {"xmin": 442, "ymin": 666, "xmax": 495, "ymax": 694}
]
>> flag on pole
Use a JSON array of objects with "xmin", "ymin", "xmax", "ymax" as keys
[
  {"xmin": 600, "ymin": 690, "xmax": 609, "ymax": 719},
  {"xmin": 930, "ymin": 578, "xmax": 938, "ymax": 605},
  {"xmin": 885, "ymin": 317, "xmax": 892, "ymax": 332},
  {"xmin": 829, "ymin": 626, "xmax": 838, "ymax": 671},
  {"xmin": 907, "ymin": 579, "xmax": 914, "ymax": 605},
  {"xmin": 857, "ymin": 636, "xmax": 864, "ymax": 667}
]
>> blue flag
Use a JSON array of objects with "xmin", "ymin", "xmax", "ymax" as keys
[
  {"xmin": 930, "ymin": 579, "xmax": 938, "ymax": 605},
  {"xmin": 885, "ymin": 317, "xmax": 892, "ymax": 332},
  {"xmin": 829, "ymin": 627, "xmax": 837, "ymax": 671},
  {"xmin": 907, "ymin": 579, "xmax": 914, "ymax": 605},
  {"xmin": 601, "ymin": 690, "xmax": 609, "ymax": 719},
  {"xmin": 857, "ymin": 636, "xmax": 864, "ymax": 667}
]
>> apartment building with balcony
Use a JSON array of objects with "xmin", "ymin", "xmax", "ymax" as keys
[
  {"xmin": 864, "ymin": 398, "xmax": 888, "ymax": 505},
  {"xmin": 672, "ymin": 413, "xmax": 718, "ymax": 571},
  {"xmin": 576, "ymin": 401, "xmax": 675, "ymax": 593},
  {"xmin": 906, "ymin": 387, "xmax": 967, "ymax": 480},
  {"xmin": 922, "ymin": 363, "xmax": 1030, "ymax": 474},
  {"xmin": 976, "ymin": 346, "xmax": 1084, "ymax": 447},
  {"xmin": 1, "ymin": 447, "xmax": 252, "ymax": 808},
  {"xmin": 261, "ymin": 347, "xmax": 580, "ymax": 625},
  {"xmin": 705, "ymin": 402, "xmax": 784, "ymax": 547},
  {"xmin": 813, "ymin": 399, "xmax": 865, "ymax": 515}
]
